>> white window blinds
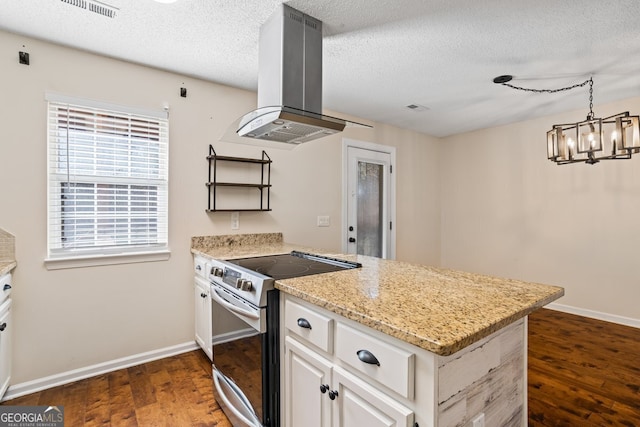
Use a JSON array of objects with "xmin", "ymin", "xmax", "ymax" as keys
[{"xmin": 47, "ymin": 94, "xmax": 169, "ymax": 258}]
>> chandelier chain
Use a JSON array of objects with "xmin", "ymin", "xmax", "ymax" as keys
[
  {"xmin": 588, "ymin": 77, "xmax": 594, "ymax": 118},
  {"xmin": 499, "ymin": 78, "xmax": 591, "ymax": 94}
]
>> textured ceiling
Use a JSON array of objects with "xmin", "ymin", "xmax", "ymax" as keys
[{"xmin": 1, "ymin": 0, "xmax": 640, "ymax": 137}]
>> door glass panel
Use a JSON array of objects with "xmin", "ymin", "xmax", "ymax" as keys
[{"xmin": 357, "ymin": 161, "xmax": 383, "ymax": 257}]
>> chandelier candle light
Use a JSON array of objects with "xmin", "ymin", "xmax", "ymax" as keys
[{"xmin": 494, "ymin": 75, "xmax": 640, "ymax": 165}]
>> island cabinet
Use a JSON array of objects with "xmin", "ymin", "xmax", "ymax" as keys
[{"xmin": 280, "ymin": 294, "xmax": 527, "ymax": 427}]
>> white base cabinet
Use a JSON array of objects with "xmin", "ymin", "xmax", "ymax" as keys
[
  {"xmin": 284, "ymin": 336, "xmax": 332, "ymax": 427},
  {"xmin": 0, "ymin": 298, "xmax": 12, "ymax": 399},
  {"xmin": 285, "ymin": 336, "xmax": 414, "ymax": 427},
  {"xmin": 194, "ymin": 257, "xmax": 212, "ymax": 361},
  {"xmin": 194, "ymin": 278, "xmax": 212, "ymax": 360},
  {"xmin": 332, "ymin": 364, "xmax": 414, "ymax": 427},
  {"xmin": 282, "ymin": 296, "xmax": 417, "ymax": 427},
  {"xmin": 281, "ymin": 294, "xmax": 527, "ymax": 427}
]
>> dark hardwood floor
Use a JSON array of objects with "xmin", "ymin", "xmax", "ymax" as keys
[
  {"xmin": 1, "ymin": 349, "xmax": 232, "ymax": 426},
  {"xmin": 528, "ymin": 308, "xmax": 640, "ymax": 426},
  {"xmin": 2, "ymin": 308, "xmax": 638, "ymax": 426}
]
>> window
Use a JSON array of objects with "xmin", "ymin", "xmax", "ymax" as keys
[{"xmin": 46, "ymin": 93, "xmax": 169, "ymax": 266}]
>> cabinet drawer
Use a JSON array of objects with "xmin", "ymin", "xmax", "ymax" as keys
[
  {"xmin": 335, "ymin": 322, "xmax": 415, "ymax": 399},
  {"xmin": 194, "ymin": 256, "xmax": 208, "ymax": 278},
  {"xmin": 285, "ymin": 299, "xmax": 333, "ymax": 354},
  {"xmin": 0, "ymin": 274, "xmax": 11, "ymax": 306}
]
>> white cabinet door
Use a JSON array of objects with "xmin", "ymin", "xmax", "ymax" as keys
[
  {"xmin": 194, "ymin": 278, "xmax": 212, "ymax": 360},
  {"xmin": 0, "ymin": 299, "xmax": 12, "ymax": 398},
  {"xmin": 284, "ymin": 337, "xmax": 332, "ymax": 427},
  {"xmin": 332, "ymin": 365, "xmax": 414, "ymax": 427}
]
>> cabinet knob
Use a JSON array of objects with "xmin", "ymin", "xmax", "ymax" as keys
[
  {"xmin": 2, "ymin": 284, "xmax": 10, "ymax": 291},
  {"xmin": 0, "ymin": 323, "xmax": 6, "ymax": 332},
  {"xmin": 328, "ymin": 390, "xmax": 339, "ymax": 400},
  {"xmin": 320, "ymin": 384, "xmax": 329, "ymax": 394},
  {"xmin": 356, "ymin": 349, "xmax": 380, "ymax": 366},
  {"xmin": 200, "ymin": 293, "xmax": 207, "ymax": 298},
  {"xmin": 348, "ymin": 237, "xmax": 356, "ymax": 243},
  {"xmin": 297, "ymin": 318, "xmax": 312, "ymax": 330}
]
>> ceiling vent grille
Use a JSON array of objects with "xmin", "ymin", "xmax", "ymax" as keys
[{"xmin": 60, "ymin": 0, "xmax": 118, "ymax": 18}]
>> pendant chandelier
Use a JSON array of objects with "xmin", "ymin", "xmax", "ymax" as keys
[{"xmin": 494, "ymin": 75, "xmax": 640, "ymax": 165}]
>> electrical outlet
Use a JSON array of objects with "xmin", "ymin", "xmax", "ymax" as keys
[
  {"xmin": 317, "ymin": 215, "xmax": 330, "ymax": 227},
  {"xmin": 472, "ymin": 413, "xmax": 485, "ymax": 427},
  {"xmin": 231, "ymin": 212, "xmax": 239, "ymax": 230}
]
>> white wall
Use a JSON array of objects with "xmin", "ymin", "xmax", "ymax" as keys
[
  {"xmin": 440, "ymin": 97, "xmax": 640, "ymax": 321},
  {"xmin": 0, "ymin": 31, "xmax": 441, "ymax": 384}
]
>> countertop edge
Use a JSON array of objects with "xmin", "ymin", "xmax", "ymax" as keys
[
  {"xmin": 191, "ymin": 241, "xmax": 565, "ymax": 357},
  {"xmin": 0, "ymin": 261, "xmax": 17, "ymax": 277},
  {"xmin": 275, "ymin": 283, "xmax": 565, "ymax": 356}
]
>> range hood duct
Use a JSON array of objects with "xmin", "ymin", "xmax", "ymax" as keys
[{"xmin": 237, "ymin": 5, "xmax": 364, "ymax": 145}]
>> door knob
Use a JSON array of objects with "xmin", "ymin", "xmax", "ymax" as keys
[{"xmin": 348, "ymin": 237, "xmax": 356, "ymax": 243}]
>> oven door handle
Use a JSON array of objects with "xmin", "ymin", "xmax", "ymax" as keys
[{"xmin": 211, "ymin": 288, "xmax": 260, "ymax": 320}]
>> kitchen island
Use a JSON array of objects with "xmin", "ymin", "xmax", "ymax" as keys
[{"xmin": 192, "ymin": 233, "xmax": 564, "ymax": 426}]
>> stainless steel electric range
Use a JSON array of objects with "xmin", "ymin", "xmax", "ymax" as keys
[{"xmin": 207, "ymin": 251, "xmax": 361, "ymax": 427}]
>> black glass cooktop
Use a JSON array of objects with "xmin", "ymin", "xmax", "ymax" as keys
[{"xmin": 227, "ymin": 251, "xmax": 361, "ymax": 280}]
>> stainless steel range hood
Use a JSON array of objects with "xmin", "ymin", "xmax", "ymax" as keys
[{"xmin": 237, "ymin": 5, "xmax": 367, "ymax": 145}]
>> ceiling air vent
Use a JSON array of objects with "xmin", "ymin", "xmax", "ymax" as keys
[{"xmin": 60, "ymin": 0, "xmax": 118, "ymax": 18}]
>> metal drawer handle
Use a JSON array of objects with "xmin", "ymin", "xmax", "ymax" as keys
[
  {"xmin": 0, "ymin": 323, "xmax": 6, "ymax": 332},
  {"xmin": 297, "ymin": 318, "xmax": 312, "ymax": 330},
  {"xmin": 2, "ymin": 284, "xmax": 10, "ymax": 291},
  {"xmin": 356, "ymin": 349, "xmax": 380, "ymax": 366}
]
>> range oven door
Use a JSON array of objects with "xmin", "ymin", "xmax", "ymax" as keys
[
  {"xmin": 213, "ymin": 366, "xmax": 262, "ymax": 427},
  {"xmin": 210, "ymin": 282, "xmax": 276, "ymax": 427}
]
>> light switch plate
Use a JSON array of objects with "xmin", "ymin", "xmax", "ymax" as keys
[
  {"xmin": 231, "ymin": 212, "xmax": 239, "ymax": 230},
  {"xmin": 317, "ymin": 215, "xmax": 330, "ymax": 227}
]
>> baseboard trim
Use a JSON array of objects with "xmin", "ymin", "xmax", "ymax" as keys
[
  {"xmin": 546, "ymin": 302, "xmax": 640, "ymax": 329},
  {"xmin": 2, "ymin": 341, "xmax": 199, "ymax": 402}
]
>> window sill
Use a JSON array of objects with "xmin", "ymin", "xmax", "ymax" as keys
[{"xmin": 44, "ymin": 249, "xmax": 171, "ymax": 270}]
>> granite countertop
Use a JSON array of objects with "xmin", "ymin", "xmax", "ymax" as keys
[
  {"xmin": 191, "ymin": 232, "xmax": 319, "ymax": 259},
  {"xmin": 192, "ymin": 233, "xmax": 564, "ymax": 356},
  {"xmin": 0, "ymin": 227, "xmax": 16, "ymax": 276},
  {"xmin": 0, "ymin": 261, "xmax": 16, "ymax": 277}
]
